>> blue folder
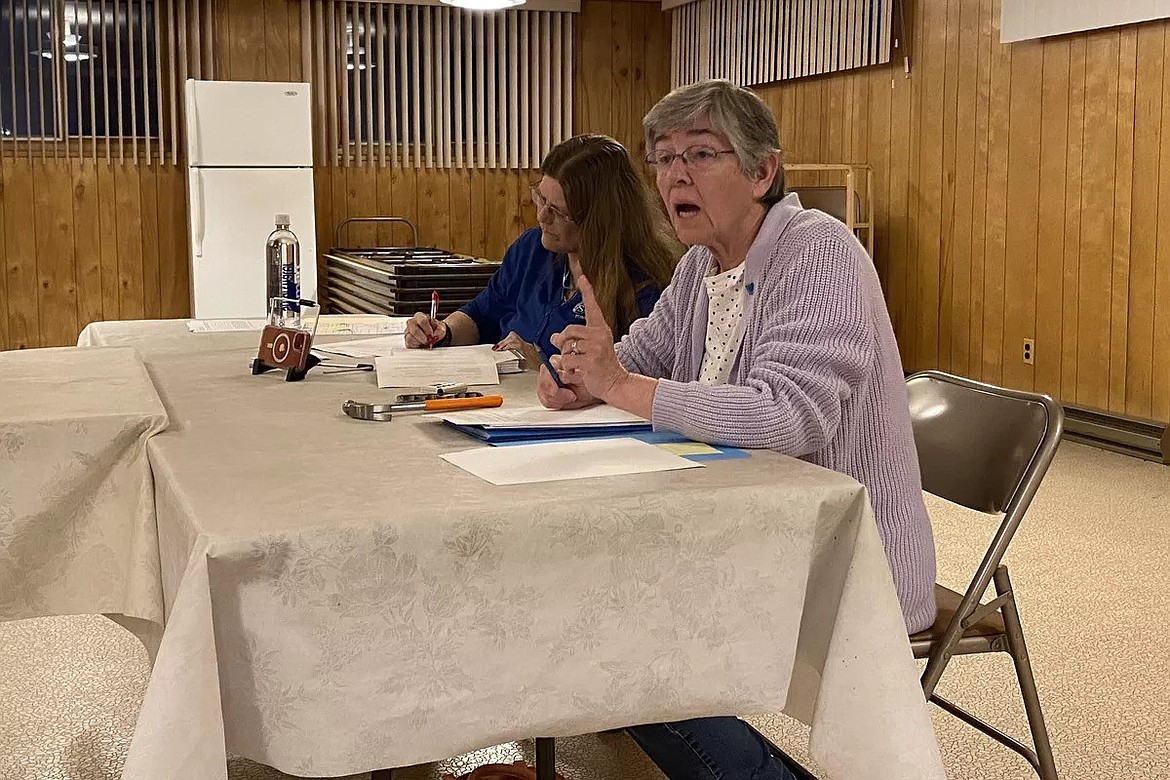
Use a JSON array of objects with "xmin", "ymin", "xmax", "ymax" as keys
[
  {"xmin": 628, "ymin": 431, "xmax": 750, "ymax": 461},
  {"xmin": 444, "ymin": 421, "xmax": 652, "ymax": 444},
  {"xmin": 445, "ymin": 421, "xmax": 749, "ymax": 461}
]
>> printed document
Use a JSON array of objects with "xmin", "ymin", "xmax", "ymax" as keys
[
  {"xmin": 375, "ymin": 348, "xmax": 500, "ymax": 387},
  {"xmin": 439, "ymin": 437, "xmax": 702, "ymax": 485}
]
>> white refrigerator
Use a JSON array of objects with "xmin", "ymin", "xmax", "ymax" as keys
[{"xmin": 184, "ymin": 79, "xmax": 318, "ymax": 319}]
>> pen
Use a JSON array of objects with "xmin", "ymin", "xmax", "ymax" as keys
[
  {"xmin": 429, "ymin": 290, "xmax": 441, "ymax": 347},
  {"xmin": 319, "ymin": 361, "xmax": 374, "ymax": 375},
  {"xmin": 535, "ymin": 345, "xmax": 567, "ymax": 388}
]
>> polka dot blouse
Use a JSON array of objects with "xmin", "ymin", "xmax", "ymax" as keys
[{"xmin": 697, "ymin": 260, "xmax": 747, "ymax": 385}]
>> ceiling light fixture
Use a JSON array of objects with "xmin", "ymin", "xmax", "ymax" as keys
[
  {"xmin": 343, "ymin": 26, "xmax": 371, "ymax": 71},
  {"xmin": 36, "ymin": 23, "xmax": 95, "ymax": 62}
]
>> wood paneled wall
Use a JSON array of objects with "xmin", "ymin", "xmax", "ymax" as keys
[
  {"xmin": 212, "ymin": 0, "xmax": 305, "ymax": 83},
  {"xmin": 7, "ymin": 0, "xmax": 1165, "ymax": 425},
  {"xmin": 0, "ymin": 0, "xmax": 671, "ymax": 351},
  {"xmin": 758, "ymin": 0, "xmax": 1170, "ymax": 421},
  {"xmin": 0, "ymin": 162, "xmax": 190, "ymax": 350},
  {"xmin": 312, "ymin": 0, "xmax": 672, "ymax": 261}
]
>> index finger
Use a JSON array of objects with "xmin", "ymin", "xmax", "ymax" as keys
[{"xmin": 577, "ymin": 275, "xmax": 608, "ymax": 327}]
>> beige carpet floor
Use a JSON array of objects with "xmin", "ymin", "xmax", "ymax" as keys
[{"xmin": 2, "ymin": 441, "xmax": 1167, "ymax": 779}]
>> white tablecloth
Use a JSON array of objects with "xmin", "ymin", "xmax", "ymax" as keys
[
  {"xmin": 78, "ymin": 320, "xmax": 945, "ymax": 780},
  {"xmin": 0, "ymin": 346, "xmax": 169, "ymax": 640}
]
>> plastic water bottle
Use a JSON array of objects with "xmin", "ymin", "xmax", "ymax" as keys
[{"xmin": 266, "ymin": 214, "xmax": 301, "ymax": 328}]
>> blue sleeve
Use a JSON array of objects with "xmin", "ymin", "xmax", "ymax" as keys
[
  {"xmin": 634, "ymin": 281, "xmax": 663, "ymax": 318},
  {"xmin": 459, "ymin": 234, "xmax": 528, "ymax": 345}
]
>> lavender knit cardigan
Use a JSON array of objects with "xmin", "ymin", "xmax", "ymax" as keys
[{"xmin": 617, "ymin": 193, "xmax": 937, "ymax": 633}]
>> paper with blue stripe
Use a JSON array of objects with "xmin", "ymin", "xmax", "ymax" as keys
[{"xmin": 444, "ymin": 421, "xmax": 748, "ymax": 461}]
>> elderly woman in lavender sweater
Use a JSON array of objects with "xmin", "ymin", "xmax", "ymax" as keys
[{"xmin": 540, "ymin": 79, "xmax": 938, "ymax": 780}]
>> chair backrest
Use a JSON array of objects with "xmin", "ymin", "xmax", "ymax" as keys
[
  {"xmin": 906, "ymin": 370, "xmax": 1063, "ymax": 516},
  {"xmin": 789, "ymin": 185, "xmax": 863, "ymax": 225},
  {"xmin": 907, "ymin": 370, "xmax": 1064, "ymax": 625}
]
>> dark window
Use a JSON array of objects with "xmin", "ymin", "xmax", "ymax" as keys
[{"xmin": 0, "ymin": 0, "xmax": 158, "ymax": 140}]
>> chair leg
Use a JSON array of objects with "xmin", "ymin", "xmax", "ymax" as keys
[
  {"xmin": 928, "ymin": 692, "xmax": 1042, "ymax": 766},
  {"xmin": 994, "ymin": 566, "xmax": 1059, "ymax": 780},
  {"xmin": 920, "ymin": 618, "xmax": 954, "ymax": 698},
  {"xmin": 535, "ymin": 737, "xmax": 556, "ymax": 780}
]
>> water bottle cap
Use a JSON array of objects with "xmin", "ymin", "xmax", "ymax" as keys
[{"xmin": 275, "ymin": 213, "xmax": 291, "ymax": 227}]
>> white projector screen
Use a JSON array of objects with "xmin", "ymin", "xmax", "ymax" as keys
[{"xmin": 1001, "ymin": 0, "xmax": 1170, "ymax": 43}]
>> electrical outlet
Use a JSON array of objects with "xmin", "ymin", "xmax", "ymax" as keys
[{"xmin": 1023, "ymin": 338, "xmax": 1034, "ymax": 365}]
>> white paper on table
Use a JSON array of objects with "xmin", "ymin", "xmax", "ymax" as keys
[
  {"xmin": 316, "ymin": 341, "xmax": 517, "ymax": 366},
  {"xmin": 390, "ymin": 344, "xmax": 523, "ymax": 373},
  {"xmin": 313, "ymin": 335, "xmax": 408, "ymax": 358},
  {"xmin": 375, "ymin": 349, "xmax": 500, "ymax": 388},
  {"xmin": 438, "ymin": 404, "xmax": 648, "ymax": 429},
  {"xmin": 483, "ymin": 346, "xmax": 524, "ymax": 375},
  {"xmin": 186, "ymin": 318, "xmax": 268, "ymax": 333},
  {"xmin": 312, "ymin": 315, "xmax": 411, "ymax": 335},
  {"xmin": 185, "ymin": 315, "xmax": 409, "ymax": 336},
  {"xmin": 439, "ymin": 437, "xmax": 702, "ymax": 485}
]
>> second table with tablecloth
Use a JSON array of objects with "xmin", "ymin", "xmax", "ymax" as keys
[{"xmin": 0, "ymin": 346, "xmax": 168, "ymax": 648}]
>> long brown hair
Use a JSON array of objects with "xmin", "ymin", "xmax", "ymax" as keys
[{"xmin": 541, "ymin": 134, "xmax": 680, "ymax": 337}]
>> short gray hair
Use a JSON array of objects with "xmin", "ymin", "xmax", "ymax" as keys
[{"xmin": 643, "ymin": 79, "xmax": 785, "ymax": 206}]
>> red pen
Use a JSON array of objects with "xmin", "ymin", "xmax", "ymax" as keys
[{"xmin": 428, "ymin": 290, "xmax": 441, "ymax": 347}]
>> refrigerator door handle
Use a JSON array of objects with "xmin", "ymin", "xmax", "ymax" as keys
[
  {"xmin": 193, "ymin": 168, "xmax": 206, "ymax": 258},
  {"xmin": 190, "ymin": 84, "xmax": 202, "ymax": 163}
]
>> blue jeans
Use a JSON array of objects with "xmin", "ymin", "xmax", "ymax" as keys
[{"xmin": 626, "ymin": 717, "xmax": 798, "ymax": 780}]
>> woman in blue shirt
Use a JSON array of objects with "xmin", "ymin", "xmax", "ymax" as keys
[{"xmin": 404, "ymin": 134, "xmax": 680, "ymax": 364}]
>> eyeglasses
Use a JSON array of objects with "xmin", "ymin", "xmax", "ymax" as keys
[
  {"xmin": 530, "ymin": 187, "xmax": 575, "ymax": 224},
  {"xmin": 645, "ymin": 145, "xmax": 737, "ymax": 172}
]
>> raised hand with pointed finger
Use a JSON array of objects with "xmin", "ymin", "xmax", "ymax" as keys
[
  {"xmin": 550, "ymin": 276, "xmax": 629, "ymax": 400},
  {"xmin": 548, "ymin": 276, "xmax": 659, "ymax": 418}
]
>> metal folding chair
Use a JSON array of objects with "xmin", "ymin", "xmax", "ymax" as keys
[
  {"xmin": 905, "ymin": 370, "xmax": 1063, "ymax": 780},
  {"xmin": 756, "ymin": 370, "xmax": 1064, "ymax": 780}
]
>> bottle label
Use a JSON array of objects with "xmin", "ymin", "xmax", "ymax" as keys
[{"xmin": 281, "ymin": 257, "xmax": 300, "ymax": 312}]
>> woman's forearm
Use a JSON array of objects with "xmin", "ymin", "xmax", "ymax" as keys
[
  {"xmin": 443, "ymin": 311, "xmax": 480, "ymax": 346},
  {"xmin": 604, "ymin": 371, "xmax": 659, "ymax": 420}
]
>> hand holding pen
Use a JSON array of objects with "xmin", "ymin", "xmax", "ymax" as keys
[
  {"xmin": 534, "ymin": 345, "xmax": 567, "ymax": 388},
  {"xmin": 403, "ymin": 291, "xmax": 449, "ymax": 349}
]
